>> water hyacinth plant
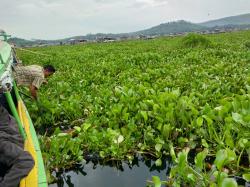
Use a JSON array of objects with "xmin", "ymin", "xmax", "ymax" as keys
[{"xmin": 17, "ymin": 30, "xmax": 250, "ymax": 185}]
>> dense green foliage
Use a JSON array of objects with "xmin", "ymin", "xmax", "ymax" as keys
[
  {"xmin": 181, "ymin": 33, "xmax": 213, "ymax": 48},
  {"xmin": 17, "ymin": 31, "xmax": 250, "ymax": 186},
  {"xmin": 245, "ymin": 41, "xmax": 250, "ymax": 49}
]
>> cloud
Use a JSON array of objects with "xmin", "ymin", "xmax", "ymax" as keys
[
  {"xmin": 94, "ymin": 0, "xmax": 118, "ymax": 3},
  {"xmin": 135, "ymin": 0, "xmax": 168, "ymax": 7},
  {"xmin": 0, "ymin": 0, "xmax": 249, "ymax": 39}
]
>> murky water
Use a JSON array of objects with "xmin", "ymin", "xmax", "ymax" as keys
[{"xmin": 49, "ymin": 156, "xmax": 171, "ymax": 187}]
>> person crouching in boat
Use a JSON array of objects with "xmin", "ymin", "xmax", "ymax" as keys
[
  {"xmin": 0, "ymin": 104, "xmax": 34, "ymax": 187},
  {"xmin": 12, "ymin": 64, "xmax": 56, "ymax": 100}
]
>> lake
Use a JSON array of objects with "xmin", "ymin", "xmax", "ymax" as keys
[{"xmin": 49, "ymin": 156, "xmax": 171, "ymax": 187}]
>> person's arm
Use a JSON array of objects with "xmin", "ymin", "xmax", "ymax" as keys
[{"xmin": 29, "ymin": 84, "xmax": 38, "ymax": 100}]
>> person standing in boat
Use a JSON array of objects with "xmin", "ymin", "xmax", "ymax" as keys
[
  {"xmin": 0, "ymin": 104, "xmax": 34, "ymax": 187},
  {"xmin": 12, "ymin": 64, "xmax": 56, "ymax": 100}
]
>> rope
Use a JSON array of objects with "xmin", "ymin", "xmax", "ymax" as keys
[{"xmin": 17, "ymin": 48, "xmax": 52, "ymax": 57}]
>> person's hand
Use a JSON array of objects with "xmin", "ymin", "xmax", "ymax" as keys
[{"xmin": 43, "ymin": 80, "xmax": 48, "ymax": 85}]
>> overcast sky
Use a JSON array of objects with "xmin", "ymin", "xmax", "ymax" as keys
[{"xmin": 0, "ymin": 0, "xmax": 249, "ymax": 40}]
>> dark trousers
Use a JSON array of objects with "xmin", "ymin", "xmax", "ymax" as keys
[
  {"xmin": 0, "ymin": 106, "xmax": 34, "ymax": 187},
  {"xmin": 0, "ymin": 142, "xmax": 34, "ymax": 187}
]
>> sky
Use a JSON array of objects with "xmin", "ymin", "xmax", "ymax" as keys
[{"xmin": 0, "ymin": 0, "xmax": 250, "ymax": 40}]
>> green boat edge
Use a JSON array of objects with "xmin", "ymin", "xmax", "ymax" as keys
[{"xmin": 0, "ymin": 32, "xmax": 48, "ymax": 187}]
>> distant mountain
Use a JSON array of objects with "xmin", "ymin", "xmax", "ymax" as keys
[
  {"xmin": 134, "ymin": 20, "xmax": 207, "ymax": 35},
  {"xmin": 210, "ymin": 24, "xmax": 250, "ymax": 30},
  {"xmin": 8, "ymin": 13, "xmax": 250, "ymax": 47},
  {"xmin": 8, "ymin": 37, "xmax": 35, "ymax": 47},
  {"xmin": 200, "ymin": 13, "xmax": 250, "ymax": 27}
]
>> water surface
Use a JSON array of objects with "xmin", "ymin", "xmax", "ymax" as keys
[{"xmin": 49, "ymin": 156, "xmax": 170, "ymax": 187}]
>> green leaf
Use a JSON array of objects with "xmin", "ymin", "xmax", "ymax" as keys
[
  {"xmin": 221, "ymin": 178, "xmax": 238, "ymax": 187},
  {"xmin": 152, "ymin": 176, "xmax": 161, "ymax": 187},
  {"xmin": 178, "ymin": 137, "xmax": 188, "ymax": 144},
  {"xmin": 225, "ymin": 130, "xmax": 234, "ymax": 148},
  {"xmin": 202, "ymin": 139, "xmax": 209, "ymax": 148},
  {"xmin": 238, "ymin": 138, "xmax": 248, "ymax": 148},
  {"xmin": 99, "ymin": 151, "xmax": 105, "ymax": 158},
  {"xmin": 232, "ymin": 112, "xmax": 244, "ymax": 124},
  {"xmin": 73, "ymin": 126, "xmax": 81, "ymax": 132},
  {"xmin": 177, "ymin": 149, "xmax": 189, "ymax": 169},
  {"xmin": 140, "ymin": 111, "xmax": 148, "ymax": 122},
  {"xmin": 57, "ymin": 133, "xmax": 69, "ymax": 137},
  {"xmin": 243, "ymin": 174, "xmax": 250, "ymax": 182},
  {"xmin": 202, "ymin": 115, "xmax": 212, "ymax": 125},
  {"xmin": 210, "ymin": 183, "xmax": 217, "ymax": 187},
  {"xmin": 214, "ymin": 149, "xmax": 227, "ymax": 170},
  {"xmin": 157, "ymin": 123, "xmax": 163, "ymax": 131},
  {"xmin": 82, "ymin": 123, "xmax": 91, "ymax": 131},
  {"xmin": 155, "ymin": 143, "xmax": 162, "ymax": 152},
  {"xmin": 225, "ymin": 148, "xmax": 236, "ymax": 162},
  {"xmin": 169, "ymin": 144, "xmax": 177, "ymax": 162},
  {"xmin": 195, "ymin": 149, "xmax": 208, "ymax": 170},
  {"xmin": 113, "ymin": 135, "xmax": 124, "ymax": 144},
  {"xmin": 187, "ymin": 173, "xmax": 195, "ymax": 182},
  {"xmin": 155, "ymin": 158, "xmax": 162, "ymax": 167},
  {"xmin": 162, "ymin": 124, "xmax": 171, "ymax": 140},
  {"xmin": 196, "ymin": 117, "xmax": 203, "ymax": 127},
  {"xmin": 214, "ymin": 149, "xmax": 236, "ymax": 170}
]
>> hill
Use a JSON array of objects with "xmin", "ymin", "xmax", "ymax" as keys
[
  {"xmin": 8, "ymin": 13, "xmax": 250, "ymax": 47},
  {"xmin": 134, "ymin": 20, "xmax": 207, "ymax": 35},
  {"xmin": 8, "ymin": 37, "xmax": 35, "ymax": 47},
  {"xmin": 200, "ymin": 13, "xmax": 250, "ymax": 27}
]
